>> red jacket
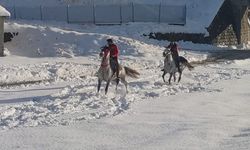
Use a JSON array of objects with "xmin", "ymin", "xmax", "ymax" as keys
[{"xmin": 109, "ymin": 44, "xmax": 119, "ymax": 58}]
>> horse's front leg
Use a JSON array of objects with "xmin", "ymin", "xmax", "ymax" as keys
[
  {"xmin": 97, "ymin": 79, "xmax": 102, "ymax": 93},
  {"xmin": 162, "ymin": 71, "xmax": 167, "ymax": 83},
  {"xmin": 105, "ymin": 80, "xmax": 111, "ymax": 95},
  {"xmin": 168, "ymin": 73, "xmax": 173, "ymax": 85}
]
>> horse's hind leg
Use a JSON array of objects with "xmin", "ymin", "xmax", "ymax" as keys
[
  {"xmin": 115, "ymin": 78, "xmax": 120, "ymax": 91},
  {"xmin": 97, "ymin": 79, "xmax": 102, "ymax": 93},
  {"xmin": 162, "ymin": 71, "xmax": 167, "ymax": 82},
  {"xmin": 121, "ymin": 77, "xmax": 128, "ymax": 93},
  {"xmin": 173, "ymin": 73, "xmax": 176, "ymax": 82},
  {"xmin": 178, "ymin": 72, "xmax": 182, "ymax": 82},
  {"xmin": 105, "ymin": 80, "xmax": 111, "ymax": 95}
]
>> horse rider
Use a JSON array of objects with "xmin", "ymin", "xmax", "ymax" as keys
[
  {"xmin": 100, "ymin": 39, "xmax": 120, "ymax": 82},
  {"xmin": 166, "ymin": 41, "xmax": 181, "ymax": 73}
]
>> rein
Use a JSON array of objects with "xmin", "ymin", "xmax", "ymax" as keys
[{"xmin": 101, "ymin": 56, "xmax": 110, "ymax": 68}]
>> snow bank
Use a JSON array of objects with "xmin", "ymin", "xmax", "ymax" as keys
[
  {"xmin": 4, "ymin": 20, "xmax": 221, "ymax": 58},
  {"xmin": 0, "ymin": 5, "xmax": 10, "ymax": 16}
]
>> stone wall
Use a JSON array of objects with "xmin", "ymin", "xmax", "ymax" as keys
[
  {"xmin": 239, "ymin": 5, "xmax": 249, "ymax": 44},
  {"xmin": 247, "ymin": 7, "xmax": 250, "ymax": 42},
  {"xmin": 213, "ymin": 25, "xmax": 238, "ymax": 45},
  {"xmin": 146, "ymin": 33, "xmax": 207, "ymax": 44}
]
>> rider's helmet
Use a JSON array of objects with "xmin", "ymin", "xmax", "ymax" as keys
[
  {"xmin": 169, "ymin": 42, "xmax": 174, "ymax": 47},
  {"xmin": 107, "ymin": 39, "xmax": 113, "ymax": 45}
]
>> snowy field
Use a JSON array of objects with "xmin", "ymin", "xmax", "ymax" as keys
[{"xmin": 0, "ymin": 20, "xmax": 250, "ymax": 149}]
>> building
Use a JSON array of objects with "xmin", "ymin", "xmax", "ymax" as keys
[
  {"xmin": 207, "ymin": 0, "xmax": 250, "ymax": 46},
  {"xmin": 0, "ymin": 5, "xmax": 10, "ymax": 56}
]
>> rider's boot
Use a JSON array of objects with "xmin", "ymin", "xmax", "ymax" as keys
[{"xmin": 116, "ymin": 67, "xmax": 120, "ymax": 83}]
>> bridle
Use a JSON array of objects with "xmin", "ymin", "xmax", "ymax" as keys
[
  {"xmin": 163, "ymin": 49, "xmax": 171, "ymax": 58},
  {"xmin": 100, "ymin": 52, "xmax": 110, "ymax": 68}
]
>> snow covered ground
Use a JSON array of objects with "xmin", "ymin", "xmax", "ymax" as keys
[
  {"xmin": 1, "ymin": 74, "xmax": 250, "ymax": 150},
  {"xmin": 0, "ymin": 20, "xmax": 250, "ymax": 149}
]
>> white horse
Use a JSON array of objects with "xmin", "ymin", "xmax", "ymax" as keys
[
  {"xmin": 97, "ymin": 50, "xmax": 140, "ymax": 94},
  {"xmin": 162, "ymin": 49, "xmax": 194, "ymax": 84}
]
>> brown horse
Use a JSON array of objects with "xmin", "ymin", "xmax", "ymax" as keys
[{"xmin": 97, "ymin": 50, "xmax": 140, "ymax": 94}]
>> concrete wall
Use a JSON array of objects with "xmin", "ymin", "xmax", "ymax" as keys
[
  {"xmin": 68, "ymin": 5, "xmax": 94, "ymax": 23},
  {"xmin": 42, "ymin": 6, "xmax": 67, "ymax": 21},
  {"xmin": 15, "ymin": 6, "xmax": 41, "ymax": 20},
  {"xmin": 4, "ymin": 4, "xmax": 186, "ymax": 25},
  {"xmin": 95, "ymin": 4, "xmax": 121, "ymax": 24}
]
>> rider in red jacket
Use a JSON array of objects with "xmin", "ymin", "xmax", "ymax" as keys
[
  {"xmin": 107, "ymin": 39, "xmax": 120, "ymax": 82},
  {"xmin": 167, "ymin": 42, "xmax": 181, "ymax": 73}
]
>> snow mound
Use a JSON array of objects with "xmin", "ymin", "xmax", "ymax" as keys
[
  {"xmin": 5, "ymin": 21, "xmax": 159, "ymax": 58},
  {"xmin": 5, "ymin": 20, "xmax": 221, "ymax": 58},
  {"xmin": 0, "ymin": 5, "xmax": 10, "ymax": 16}
]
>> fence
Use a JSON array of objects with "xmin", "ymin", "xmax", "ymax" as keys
[{"xmin": 5, "ymin": 3, "xmax": 186, "ymax": 25}]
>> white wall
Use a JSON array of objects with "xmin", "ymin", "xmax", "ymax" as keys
[
  {"xmin": 3, "ymin": 4, "xmax": 187, "ymax": 25},
  {"xmin": 0, "ymin": 17, "xmax": 4, "ymax": 56},
  {"xmin": 0, "ymin": 0, "xmax": 223, "ymax": 27}
]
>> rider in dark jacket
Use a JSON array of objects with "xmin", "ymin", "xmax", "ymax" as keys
[{"xmin": 167, "ymin": 42, "xmax": 181, "ymax": 73}]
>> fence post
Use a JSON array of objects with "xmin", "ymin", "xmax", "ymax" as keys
[
  {"xmin": 120, "ymin": 4, "xmax": 122, "ymax": 24},
  {"xmin": 184, "ymin": 4, "xmax": 187, "ymax": 25},
  {"xmin": 159, "ymin": 3, "xmax": 161, "ymax": 23},
  {"xmin": 40, "ymin": 5, "xmax": 43, "ymax": 20},
  {"xmin": 13, "ymin": 5, "xmax": 16, "ymax": 19},
  {"xmin": 132, "ymin": 2, "xmax": 134, "ymax": 22},
  {"xmin": 67, "ymin": 5, "xmax": 69, "ymax": 23},
  {"xmin": 93, "ymin": 4, "xmax": 96, "ymax": 24}
]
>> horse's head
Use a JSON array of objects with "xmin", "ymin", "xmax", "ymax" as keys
[
  {"xmin": 163, "ymin": 48, "xmax": 171, "ymax": 57},
  {"xmin": 100, "ymin": 47, "xmax": 110, "ymax": 67}
]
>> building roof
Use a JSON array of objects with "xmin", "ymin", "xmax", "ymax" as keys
[{"xmin": 0, "ymin": 5, "xmax": 10, "ymax": 17}]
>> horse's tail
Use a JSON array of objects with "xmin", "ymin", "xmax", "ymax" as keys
[
  {"xmin": 124, "ymin": 67, "xmax": 140, "ymax": 78},
  {"xmin": 185, "ymin": 62, "xmax": 194, "ymax": 71},
  {"xmin": 180, "ymin": 56, "xmax": 194, "ymax": 71}
]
